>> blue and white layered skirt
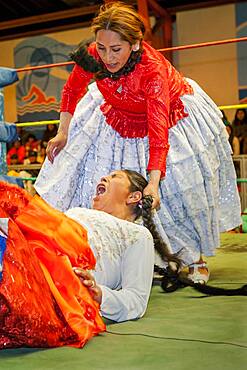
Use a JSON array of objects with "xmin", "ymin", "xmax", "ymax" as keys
[{"xmin": 35, "ymin": 79, "xmax": 241, "ymax": 265}]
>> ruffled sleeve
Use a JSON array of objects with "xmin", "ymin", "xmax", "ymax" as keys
[
  {"xmin": 143, "ymin": 66, "xmax": 170, "ymax": 178},
  {"xmin": 60, "ymin": 43, "xmax": 99, "ymax": 115},
  {"xmin": 60, "ymin": 65, "xmax": 94, "ymax": 115}
]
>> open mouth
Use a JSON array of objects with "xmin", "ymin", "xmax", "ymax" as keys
[
  {"xmin": 106, "ymin": 63, "xmax": 118, "ymax": 69},
  {"xmin": 96, "ymin": 183, "xmax": 106, "ymax": 196}
]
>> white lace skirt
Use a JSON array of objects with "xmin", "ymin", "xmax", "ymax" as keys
[{"xmin": 35, "ymin": 79, "xmax": 242, "ymax": 265}]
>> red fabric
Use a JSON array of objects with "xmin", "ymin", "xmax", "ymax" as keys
[
  {"xmin": 60, "ymin": 42, "xmax": 193, "ymax": 177},
  {"xmin": 0, "ymin": 182, "xmax": 105, "ymax": 349},
  {"xmin": 7, "ymin": 146, "xmax": 26, "ymax": 165}
]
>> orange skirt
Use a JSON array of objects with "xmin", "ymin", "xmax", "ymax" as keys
[{"xmin": 0, "ymin": 182, "xmax": 105, "ymax": 349}]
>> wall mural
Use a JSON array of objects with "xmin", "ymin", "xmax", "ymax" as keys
[{"xmin": 14, "ymin": 35, "xmax": 75, "ymax": 124}]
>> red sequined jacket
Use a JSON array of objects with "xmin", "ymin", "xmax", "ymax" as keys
[{"xmin": 61, "ymin": 41, "xmax": 193, "ymax": 177}]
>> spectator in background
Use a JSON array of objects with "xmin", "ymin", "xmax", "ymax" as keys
[
  {"xmin": 7, "ymin": 154, "xmax": 22, "ymax": 179},
  {"xmin": 232, "ymin": 109, "xmax": 247, "ymax": 154},
  {"xmin": 24, "ymin": 150, "xmax": 40, "ymax": 168},
  {"xmin": 7, "ymin": 139, "xmax": 25, "ymax": 165},
  {"xmin": 225, "ymin": 124, "xmax": 240, "ymax": 156},
  {"xmin": 15, "ymin": 125, "xmax": 29, "ymax": 145},
  {"xmin": 37, "ymin": 141, "xmax": 47, "ymax": 164},
  {"xmin": 42, "ymin": 124, "xmax": 58, "ymax": 147},
  {"xmin": 23, "ymin": 150, "xmax": 40, "ymax": 195},
  {"xmin": 9, "ymin": 153, "xmax": 19, "ymax": 165},
  {"xmin": 24, "ymin": 134, "xmax": 39, "ymax": 157},
  {"xmin": 221, "ymin": 110, "xmax": 240, "ymax": 156}
]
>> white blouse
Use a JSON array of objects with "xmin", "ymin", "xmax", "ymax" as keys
[{"xmin": 65, "ymin": 207, "xmax": 154, "ymax": 322}]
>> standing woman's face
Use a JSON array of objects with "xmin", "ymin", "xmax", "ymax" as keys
[{"xmin": 96, "ymin": 29, "xmax": 134, "ymax": 73}]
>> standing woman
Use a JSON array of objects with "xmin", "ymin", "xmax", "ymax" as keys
[{"xmin": 35, "ymin": 2, "xmax": 241, "ymax": 283}]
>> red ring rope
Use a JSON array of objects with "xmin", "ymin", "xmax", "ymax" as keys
[{"xmin": 15, "ymin": 36, "xmax": 247, "ymax": 73}]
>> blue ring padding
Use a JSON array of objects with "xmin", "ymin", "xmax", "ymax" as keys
[
  {"xmin": 0, "ymin": 68, "xmax": 19, "ymax": 88},
  {"xmin": 0, "ymin": 235, "xmax": 7, "ymax": 282}
]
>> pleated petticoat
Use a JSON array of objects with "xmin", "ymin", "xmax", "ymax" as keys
[
  {"xmin": 35, "ymin": 79, "xmax": 242, "ymax": 265},
  {"xmin": 0, "ymin": 182, "xmax": 105, "ymax": 349}
]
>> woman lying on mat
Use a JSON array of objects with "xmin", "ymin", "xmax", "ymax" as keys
[{"xmin": 0, "ymin": 169, "xmax": 179, "ymax": 349}]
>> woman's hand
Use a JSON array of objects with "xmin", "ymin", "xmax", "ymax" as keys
[
  {"xmin": 144, "ymin": 170, "xmax": 161, "ymax": 209},
  {"xmin": 143, "ymin": 183, "xmax": 160, "ymax": 209},
  {"xmin": 46, "ymin": 132, "xmax": 68, "ymax": 163},
  {"xmin": 46, "ymin": 112, "xmax": 72, "ymax": 163},
  {"xmin": 73, "ymin": 268, "xmax": 102, "ymax": 304}
]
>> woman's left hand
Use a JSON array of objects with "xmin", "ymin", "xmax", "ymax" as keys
[
  {"xmin": 73, "ymin": 268, "xmax": 102, "ymax": 304},
  {"xmin": 143, "ymin": 183, "xmax": 160, "ymax": 210}
]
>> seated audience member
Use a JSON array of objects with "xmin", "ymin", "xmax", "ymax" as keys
[
  {"xmin": 22, "ymin": 151, "xmax": 40, "ymax": 194},
  {"xmin": 24, "ymin": 133, "xmax": 39, "ymax": 157},
  {"xmin": 0, "ymin": 170, "xmax": 178, "ymax": 349},
  {"xmin": 7, "ymin": 154, "xmax": 21, "ymax": 180},
  {"xmin": 6, "ymin": 140, "xmax": 25, "ymax": 165},
  {"xmin": 9, "ymin": 153, "xmax": 19, "ymax": 165},
  {"xmin": 232, "ymin": 109, "xmax": 247, "ymax": 154},
  {"xmin": 24, "ymin": 150, "xmax": 39, "ymax": 165},
  {"xmin": 16, "ymin": 125, "xmax": 29, "ymax": 145},
  {"xmin": 37, "ymin": 141, "xmax": 47, "ymax": 164},
  {"xmin": 23, "ymin": 149, "xmax": 40, "ymax": 183},
  {"xmin": 225, "ymin": 123, "xmax": 240, "ymax": 156}
]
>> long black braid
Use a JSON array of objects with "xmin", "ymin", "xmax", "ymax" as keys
[
  {"xmin": 123, "ymin": 170, "xmax": 247, "ymax": 296},
  {"xmin": 141, "ymin": 195, "xmax": 180, "ymax": 267},
  {"xmin": 123, "ymin": 170, "xmax": 181, "ymax": 270}
]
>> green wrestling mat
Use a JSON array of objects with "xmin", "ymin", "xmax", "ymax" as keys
[{"xmin": 1, "ymin": 233, "xmax": 246, "ymax": 370}]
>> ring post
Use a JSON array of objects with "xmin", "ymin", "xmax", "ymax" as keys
[{"xmin": 0, "ymin": 89, "xmax": 7, "ymax": 175}]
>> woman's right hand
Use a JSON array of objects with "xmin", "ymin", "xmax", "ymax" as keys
[
  {"xmin": 46, "ymin": 131, "xmax": 68, "ymax": 163},
  {"xmin": 73, "ymin": 268, "xmax": 102, "ymax": 304}
]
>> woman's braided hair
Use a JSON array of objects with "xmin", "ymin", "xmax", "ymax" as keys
[
  {"xmin": 123, "ymin": 170, "xmax": 247, "ymax": 296},
  {"xmin": 123, "ymin": 169, "xmax": 181, "ymax": 268}
]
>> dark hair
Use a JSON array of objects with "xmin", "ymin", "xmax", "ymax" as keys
[
  {"xmin": 233, "ymin": 109, "xmax": 247, "ymax": 126},
  {"xmin": 28, "ymin": 150, "xmax": 37, "ymax": 157},
  {"xmin": 25, "ymin": 133, "xmax": 36, "ymax": 142},
  {"xmin": 122, "ymin": 169, "xmax": 180, "ymax": 268},
  {"xmin": 10, "ymin": 154, "xmax": 18, "ymax": 159},
  {"xmin": 91, "ymin": 2, "xmax": 145, "ymax": 45}
]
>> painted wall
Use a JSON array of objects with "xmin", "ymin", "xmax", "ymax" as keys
[
  {"xmin": 0, "ymin": 27, "xmax": 92, "ymax": 123},
  {"xmin": 176, "ymin": 4, "xmax": 239, "ymax": 122}
]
